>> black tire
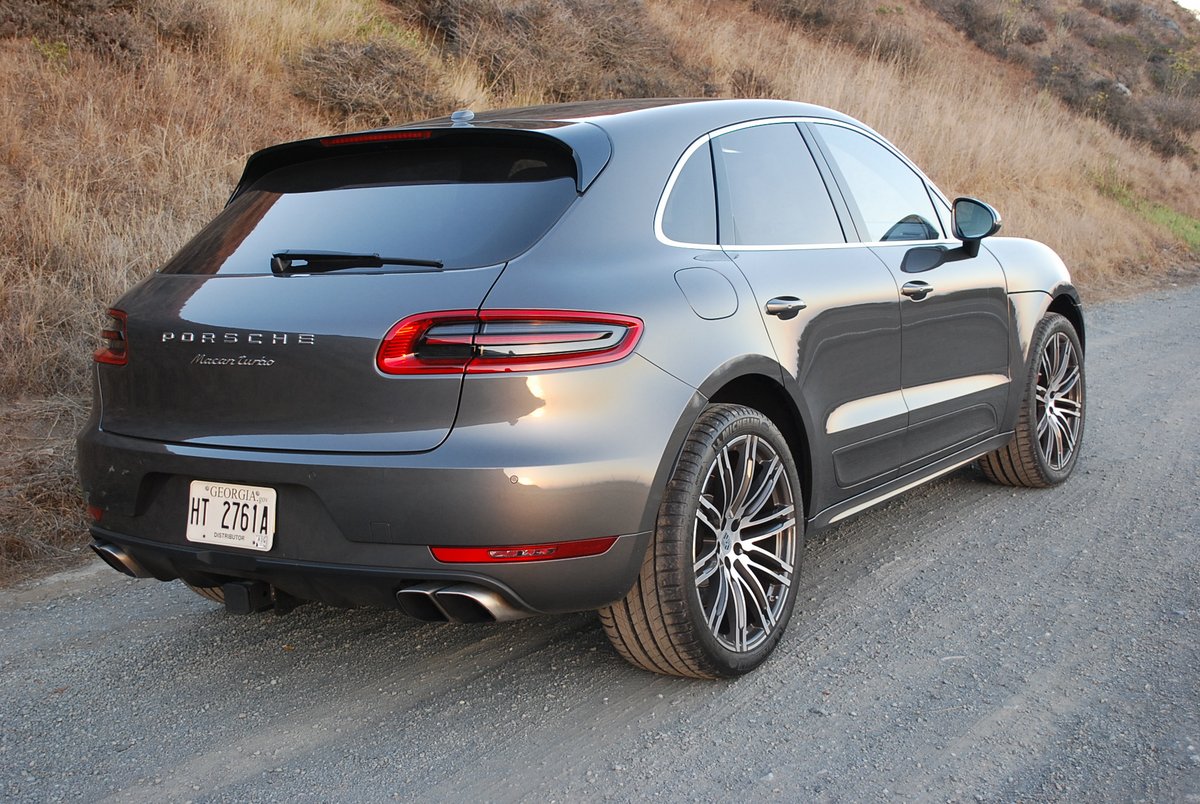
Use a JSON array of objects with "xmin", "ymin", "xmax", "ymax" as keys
[
  {"xmin": 980, "ymin": 312, "xmax": 1085, "ymax": 487},
  {"xmin": 185, "ymin": 583, "xmax": 225, "ymax": 604},
  {"xmin": 599, "ymin": 404, "xmax": 804, "ymax": 678}
]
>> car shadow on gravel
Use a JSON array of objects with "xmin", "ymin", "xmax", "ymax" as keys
[{"xmin": 151, "ymin": 465, "xmax": 998, "ymax": 688}]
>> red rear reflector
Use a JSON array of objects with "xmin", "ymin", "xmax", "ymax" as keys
[
  {"xmin": 86, "ymin": 505, "xmax": 104, "ymax": 522},
  {"xmin": 430, "ymin": 536, "xmax": 618, "ymax": 563},
  {"xmin": 319, "ymin": 130, "xmax": 433, "ymax": 146},
  {"xmin": 376, "ymin": 310, "xmax": 643, "ymax": 375},
  {"xmin": 94, "ymin": 309, "xmax": 128, "ymax": 366}
]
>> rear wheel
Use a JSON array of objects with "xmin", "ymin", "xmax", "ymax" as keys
[
  {"xmin": 600, "ymin": 404, "xmax": 803, "ymax": 678},
  {"xmin": 980, "ymin": 312, "xmax": 1085, "ymax": 487},
  {"xmin": 185, "ymin": 583, "xmax": 225, "ymax": 604}
]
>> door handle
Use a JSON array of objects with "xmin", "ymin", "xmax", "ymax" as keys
[
  {"xmin": 901, "ymin": 281, "xmax": 933, "ymax": 301},
  {"xmin": 765, "ymin": 296, "xmax": 806, "ymax": 320}
]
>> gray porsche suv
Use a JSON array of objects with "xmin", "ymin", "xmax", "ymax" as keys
[{"xmin": 79, "ymin": 99, "xmax": 1086, "ymax": 678}]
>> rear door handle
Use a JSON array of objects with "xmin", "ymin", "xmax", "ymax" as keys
[
  {"xmin": 765, "ymin": 296, "xmax": 806, "ymax": 320},
  {"xmin": 901, "ymin": 281, "xmax": 933, "ymax": 300}
]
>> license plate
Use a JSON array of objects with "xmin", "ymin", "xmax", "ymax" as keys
[{"xmin": 185, "ymin": 481, "xmax": 276, "ymax": 552}]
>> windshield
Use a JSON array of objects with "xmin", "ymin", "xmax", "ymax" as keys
[{"xmin": 160, "ymin": 144, "xmax": 578, "ymax": 275}]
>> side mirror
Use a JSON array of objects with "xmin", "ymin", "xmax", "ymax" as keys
[
  {"xmin": 953, "ymin": 197, "xmax": 1001, "ymax": 257},
  {"xmin": 902, "ymin": 198, "xmax": 1001, "ymax": 272}
]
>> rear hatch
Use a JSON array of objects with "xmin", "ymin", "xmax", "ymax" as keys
[{"xmin": 97, "ymin": 130, "xmax": 583, "ymax": 452}]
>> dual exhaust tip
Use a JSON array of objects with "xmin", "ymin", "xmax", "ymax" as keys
[
  {"xmin": 92, "ymin": 541, "xmax": 528, "ymax": 624},
  {"xmin": 396, "ymin": 581, "xmax": 531, "ymax": 623}
]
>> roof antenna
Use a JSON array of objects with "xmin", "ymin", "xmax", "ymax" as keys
[{"xmin": 450, "ymin": 109, "xmax": 475, "ymax": 127}]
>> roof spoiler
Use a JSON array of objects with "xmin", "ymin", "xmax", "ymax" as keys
[{"xmin": 230, "ymin": 121, "xmax": 613, "ymax": 202}]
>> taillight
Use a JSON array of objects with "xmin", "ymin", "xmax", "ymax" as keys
[
  {"xmin": 376, "ymin": 310, "xmax": 643, "ymax": 375},
  {"xmin": 94, "ymin": 309, "xmax": 128, "ymax": 366},
  {"xmin": 430, "ymin": 536, "xmax": 618, "ymax": 563}
]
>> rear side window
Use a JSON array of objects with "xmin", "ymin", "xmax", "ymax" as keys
[
  {"xmin": 813, "ymin": 123, "xmax": 943, "ymax": 242},
  {"xmin": 712, "ymin": 123, "xmax": 845, "ymax": 247},
  {"xmin": 661, "ymin": 142, "xmax": 717, "ymax": 245},
  {"xmin": 160, "ymin": 144, "xmax": 578, "ymax": 275}
]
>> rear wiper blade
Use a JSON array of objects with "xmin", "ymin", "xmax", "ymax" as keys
[{"xmin": 271, "ymin": 250, "xmax": 443, "ymax": 274}]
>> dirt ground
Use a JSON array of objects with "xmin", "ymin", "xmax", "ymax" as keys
[{"xmin": 1, "ymin": 285, "xmax": 1197, "ymax": 802}]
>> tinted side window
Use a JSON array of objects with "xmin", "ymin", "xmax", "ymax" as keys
[
  {"xmin": 814, "ymin": 124, "xmax": 943, "ymax": 242},
  {"xmin": 712, "ymin": 123, "xmax": 845, "ymax": 246},
  {"xmin": 661, "ymin": 142, "xmax": 717, "ymax": 244}
]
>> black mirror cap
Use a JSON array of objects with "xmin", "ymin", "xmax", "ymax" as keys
[{"xmin": 953, "ymin": 197, "xmax": 1002, "ymax": 243}]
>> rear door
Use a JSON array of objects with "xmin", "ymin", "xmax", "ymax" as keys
[
  {"xmin": 98, "ymin": 135, "xmax": 581, "ymax": 452},
  {"xmin": 809, "ymin": 122, "xmax": 1011, "ymax": 469},
  {"xmin": 708, "ymin": 122, "xmax": 907, "ymax": 510}
]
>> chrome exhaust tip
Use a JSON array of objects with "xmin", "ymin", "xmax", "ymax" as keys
[
  {"xmin": 436, "ymin": 584, "xmax": 531, "ymax": 623},
  {"xmin": 395, "ymin": 582, "xmax": 449, "ymax": 622},
  {"xmin": 395, "ymin": 582, "xmax": 532, "ymax": 623},
  {"xmin": 90, "ymin": 541, "xmax": 153, "ymax": 579}
]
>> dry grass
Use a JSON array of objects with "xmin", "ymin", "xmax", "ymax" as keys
[
  {"xmin": 1, "ymin": 0, "xmax": 1199, "ymax": 576},
  {"xmin": 646, "ymin": 0, "xmax": 1200, "ymax": 294},
  {"xmin": 920, "ymin": 0, "xmax": 1200, "ymax": 157},
  {"xmin": 398, "ymin": 0, "xmax": 713, "ymax": 102},
  {"xmin": 0, "ymin": 397, "xmax": 89, "ymax": 583}
]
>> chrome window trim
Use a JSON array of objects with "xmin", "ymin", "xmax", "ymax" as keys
[{"xmin": 654, "ymin": 116, "xmax": 958, "ymax": 252}]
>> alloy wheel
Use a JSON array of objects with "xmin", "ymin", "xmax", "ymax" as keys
[
  {"xmin": 1035, "ymin": 331, "xmax": 1083, "ymax": 471},
  {"xmin": 692, "ymin": 434, "xmax": 798, "ymax": 652}
]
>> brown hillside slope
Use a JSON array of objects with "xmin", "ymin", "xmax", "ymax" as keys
[{"xmin": 0, "ymin": 0, "xmax": 1198, "ymax": 574}]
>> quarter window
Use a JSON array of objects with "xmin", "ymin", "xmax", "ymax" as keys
[
  {"xmin": 711, "ymin": 123, "xmax": 845, "ymax": 247},
  {"xmin": 813, "ymin": 123, "xmax": 943, "ymax": 242},
  {"xmin": 661, "ymin": 142, "xmax": 717, "ymax": 245}
]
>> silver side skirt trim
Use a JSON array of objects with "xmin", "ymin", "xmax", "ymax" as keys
[
  {"xmin": 827, "ymin": 456, "xmax": 976, "ymax": 523},
  {"xmin": 811, "ymin": 431, "xmax": 1013, "ymax": 529}
]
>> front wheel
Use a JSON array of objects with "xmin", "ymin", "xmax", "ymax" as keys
[
  {"xmin": 600, "ymin": 404, "xmax": 803, "ymax": 678},
  {"xmin": 980, "ymin": 312, "xmax": 1085, "ymax": 487}
]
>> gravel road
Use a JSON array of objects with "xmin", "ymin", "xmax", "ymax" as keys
[{"xmin": 2, "ymin": 284, "xmax": 1198, "ymax": 803}]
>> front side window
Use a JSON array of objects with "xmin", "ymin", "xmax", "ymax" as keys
[
  {"xmin": 711, "ymin": 123, "xmax": 845, "ymax": 247},
  {"xmin": 813, "ymin": 124, "xmax": 943, "ymax": 243}
]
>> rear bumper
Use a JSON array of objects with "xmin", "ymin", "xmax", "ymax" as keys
[
  {"xmin": 89, "ymin": 526, "xmax": 651, "ymax": 614},
  {"xmin": 77, "ymin": 354, "xmax": 703, "ymax": 612}
]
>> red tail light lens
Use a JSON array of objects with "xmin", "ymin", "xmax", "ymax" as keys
[
  {"xmin": 94, "ymin": 309, "xmax": 128, "ymax": 366},
  {"xmin": 430, "ymin": 536, "xmax": 618, "ymax": 563},
  {"xmin": 376, "ymin": 310, "xmax": 643, "ymax": 375}
]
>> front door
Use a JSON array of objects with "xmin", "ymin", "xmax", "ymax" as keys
[{"xmin": 808, "ymin": 122, "xmax": 1011, "ymax": 468}]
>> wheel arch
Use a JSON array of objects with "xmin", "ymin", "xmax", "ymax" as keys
[
  {"xmin": 705, "ymin": 374, "xmax": 814, "ymax": 519},
  {"xmin": 1047, "ymin": 291, "xmax": 1085, "ymax": 353}
]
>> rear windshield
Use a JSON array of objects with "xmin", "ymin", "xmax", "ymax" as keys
[{"xmin": 160, "ymin": 143, "xmax": 578, "ymax": 275}]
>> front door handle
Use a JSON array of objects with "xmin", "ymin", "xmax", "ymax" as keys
[
  {"xmin": 901, "ymin": 281, "xmax": 933, "ymax": 301},
  {"xmin": 765, "ymin": 296, "xmax": 807, "ymax": 320}
]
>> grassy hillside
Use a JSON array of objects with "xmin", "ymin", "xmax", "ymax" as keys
[{"xmin": 1, "ymin": 0, "xmax": 1198, "ymax": 574}]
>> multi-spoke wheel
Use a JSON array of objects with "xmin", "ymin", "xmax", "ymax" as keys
[
  {"xmin": 600, "ymin": 404, "xmax": 803, "ymax": 678},
  {"xmin": 692, "ymin": 433, "xmax": 797, "ymax": 653},
  {"xmin": 981, "ymin": 312, "xmax": 1086, "ymax": 487}
]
